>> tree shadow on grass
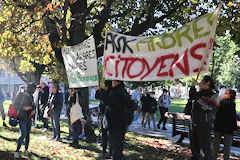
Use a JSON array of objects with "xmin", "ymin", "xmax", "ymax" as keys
[
  {"xmin": 0, "ymin": 135, "xmax": 17, "ymax": 142},
  {"xmin": 0, "ymin": 150, "xmax": 51, "ymax": 160}
]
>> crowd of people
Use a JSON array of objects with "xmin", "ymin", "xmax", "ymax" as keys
[{"xmin": 0, "ymin": 75, "xmax": 239, "ymax": 160}]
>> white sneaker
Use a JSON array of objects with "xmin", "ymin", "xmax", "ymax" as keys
[
  {"xmin": 24, "ymin": 150, "xmax": 30, "ymax": 156},
  {"xmin": 14, "ymin": 152, "xmax": 20, "ymax": 158}
]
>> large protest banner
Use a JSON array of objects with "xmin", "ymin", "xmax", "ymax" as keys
[
  {"xmin": 103, "ymin": 8, "xmax": 221, "ymax": 81},
  {"xmin": 62, "ymin": 36, "xmax": 99, "ymax": 88}
]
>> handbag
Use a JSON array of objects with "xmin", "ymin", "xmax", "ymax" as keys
[{"xmin": 70, "ymin": 93, "xmax": 84, "ymax": 124}]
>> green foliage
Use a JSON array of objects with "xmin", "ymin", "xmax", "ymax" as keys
[
  {"xmin": 211, "ymin": 35, "xmax": 240, "ymax": 88},
  {"xmin": 0, "ymin": 0, "xmax": 240, "ymax": 84}
]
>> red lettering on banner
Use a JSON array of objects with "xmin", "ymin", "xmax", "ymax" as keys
[
  {"xmin": 104, "ymin": 56, "xmax": 115, "ymax": 76},
  {"xmin": 104, "ymin": 42, "xmax": 210, "ymax": 80},
  {"xmin": 209, "ymin": 38, "xmax": 213, "ymax": 49},
  {"xmin": 119, "ymin": 56, "xmax": 131, "ymax": 78},
  {"xmin": 169, "ymin": 54, "xmax": 179, "ymax": 77},
  {"xmin": 127, "ymin": 58, "xmax": 145, "ymax": 79},
  {"xmin": 115, "ymin": 57, "xmax": 120, "ymax": 78},
  {"xmin": 157, "ymin": 54, "xmax": 175, "ymax": 77},
  {"xmin": 190, "ymin": 43, "xmax": 207, "ymax": 72},
  {"xmin": 175, "ymin": 48, "xmax": 190, "ymax": 76},
  {"xmin": 140, "ymin": 58, "xmax": 161, "ymax": 80}
]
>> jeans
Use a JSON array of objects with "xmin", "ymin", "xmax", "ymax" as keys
[
  {"xmin": 51, "ymin": 110, "xmax": 61, "ymax": 139},
  {"xmin": 16, "ymin": 120, "xmax": 32, "ymax": 152},
  {"xmin": 213, "ymin": 131, "xmax": 233, "ymax": 160},
  {"xmin": 0, "ymin": 104, "xmax": 5, "ymax": 120}
]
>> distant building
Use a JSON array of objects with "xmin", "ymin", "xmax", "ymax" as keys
[{"xmin": 0, "ymin": 69, "xmax": 24, "ymax": 99}]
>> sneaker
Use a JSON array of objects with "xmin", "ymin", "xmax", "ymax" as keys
[
  {"xmin": 24, "ymin": 150, "xmax": 30, "ymax": 156},
  {"xmin": 157, "ymin": 123, "xmax": 160, "ymax": 129},
  {"xmin": 162, "ymin": 126, "xmax": 167, "ymax": 130},
  {"xmin": 14, "ymin": 152, "xmax": 20, "ymax": 158}
]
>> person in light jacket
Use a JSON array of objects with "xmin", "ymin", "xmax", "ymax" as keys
[{"xmin": 157, "ymin": 89, "xmax": 171, "ymax": 130}]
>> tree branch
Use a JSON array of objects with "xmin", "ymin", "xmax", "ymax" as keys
[
  {"xmin": 93, "ymin": 0, "xmax": 114, "ymax": 56},
  {"xmin": 127, "ymin": 1, "xmax": 187, "ymax": 36},
  {"xmin": 11, "ymin": 17, "xmax": 41, "ymax": 34},
  {"xmin": 10, "ymin": 0, "xmax": 51, "ymax": 12},
  {"xmin": 10, "ymin": 58, "xmax": 28, "ymax": 83}
]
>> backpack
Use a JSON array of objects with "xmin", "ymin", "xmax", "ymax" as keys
[
  {"xmin": 8, "ymin": 104, "xmax": 19, "ymax": 127},
  {"xmin": 8, "ymin": 93, "xmax": 25, "ymax": 126}
]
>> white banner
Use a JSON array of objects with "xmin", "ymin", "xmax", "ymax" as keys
[
  {"xmin": 103, "ymin": 8, "xmax": 220, "ymax": 81},
  {"xmin": 62, "ymin": 36, "xmax": 99, "ymax": 88}
]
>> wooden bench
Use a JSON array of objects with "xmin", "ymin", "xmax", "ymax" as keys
[{"xmin": 166, "ymin": 112, "xmax": 240, "ymax": 147}]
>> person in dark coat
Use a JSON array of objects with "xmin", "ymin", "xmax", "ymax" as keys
[
  {"xmin": 49, "ymin": 84, "xmax": 63, "ymax": 141},
  {"xmin": 189, "ymin": 75, "xmax": 219, "ymax": 160},
  {"xmin": 39, "ymin": 82, "xmax": 49, "ymax": 130},
  {"xmin": 105, "ymin": 80, "xmax": 135, "ymax": 160},
  {"xmin": 141, "ymin": 92, "xmax": 157, "ymax": 129},
  {"xmin": 14, "ymin": 83, "xmax": 36, "ymax": 158},
  {"xmin": 95, "ymin": 80, "xmax": 112, "ymax": 159},
  {"xmin": 213, "ymin": 88, "xmax": 237, "ymax": 160}
]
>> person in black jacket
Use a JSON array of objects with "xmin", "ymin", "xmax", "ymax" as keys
[
  {"xmin": 189, "ymin": 75, "xmax": 219, "ymax": 160},
  {"xmin": 95, "ymin": 80, "xmax": 112, "ymax": 159},
  {"xmin": 141, "ymin": 92, "xmax": 157, "ymax": 130},
  {"xmin": 14, "ymin": 83, "xmax": 36, "ymax": 158},
  {"xmin": 39, "ymin": 82, "xmax": 49, "ymax": 130},
  {"xmin": 213, "ymin": 88, "xmax": 237, "ymax": 160},
  {"xmin": 49, "ymin": 84, "xmax": 63, "ymax": 141},
  {"xmin": 105, "ymin": 80, "xmax": 135, "ymax": 160}
]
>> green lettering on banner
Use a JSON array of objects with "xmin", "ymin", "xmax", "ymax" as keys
[
  {"xmin": 207, "ymin": 12, "xmax": 214, "ymax": 26},
  {"xmin": 192, "ymin": 19, "xmax": 210, "ymax": 39},
  {"xmin": 136, "ymin": 38, "xmax": 154, "ymax": 51},
  {"xmin": 160, "ymin": 33, "xmax": 176, "ymax": 49},
  {"xmin": 68, "ymin": 72, "xmax": 98, "ymax": 83},
  {"xmin": 175, "ymin": 24, "xmax": 193, "ymax": 47}
]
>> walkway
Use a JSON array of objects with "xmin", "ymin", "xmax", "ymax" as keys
[{"xmin": 128, "ymin": 119, "xmax": 240, "ymax": 157}]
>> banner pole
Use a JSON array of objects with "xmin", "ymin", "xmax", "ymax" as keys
[
  {"xmin": 194, "ymin": 4, "xmax": 222, "ymax": 86},
  {"xmin": 100, "ymin": 30, "xmax": 108, "ymax": 87}
]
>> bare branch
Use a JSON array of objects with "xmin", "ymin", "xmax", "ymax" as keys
[
  {"xmin": 10, "ymin": 58, "xmax": 28, "ymax": 83},
  {"xmin": 127, "ymin": 0, "xmax": 187, "ymax": 36}
]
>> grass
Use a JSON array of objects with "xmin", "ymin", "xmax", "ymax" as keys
[
  {"xmin": 1, "ymin": 99, "xmax": 240, "ymax": 159},
  {"xmin": 0, "ymin": 117, "xmax": 193, "ymax": 160},
  {"xmin": 168, "ymin": 98, "xmax": 240, "ymax": 113}
]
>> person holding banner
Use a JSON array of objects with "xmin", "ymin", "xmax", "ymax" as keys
[
  {"xmin": 189, "ymin": 75, "xmax": 219, "ymax": 160},
  {"xmin": 69, "ymin": 88, "xmax": 85, "ymax": 147}
]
